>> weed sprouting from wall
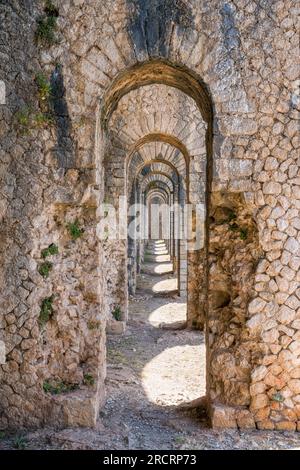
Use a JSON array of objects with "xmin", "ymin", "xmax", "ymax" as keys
[
  {"xmin": 112, "ymin": 306, "xmax": 122, "ymax": 321},
  {"xmin": 35, "ymin": 1, "xmax": 59, "ymax": 47},
  {"xmin": 239, "ymin": 228, "xmax": 248, "ymax": 240},
  {"xmin": 67, "ymin": 220, "xmax": 84, "ymax": 240},
  {"xmin": 15, "ymin": 70, "xmax": 55, "ymax": 134},
  {"xmin": 12, "ymin": 436, "xmax": 27, "ymax": 450},
  {"xmin": 43, "ymin": 380, "xmax": 78, "ymax": 395},
  {"xmin": 15, "ymin": 106, "xmax": 53, "ymax": 133},
  {"xmin": 38, "ymin": 261, "xmax": 53, "ymax": 278},
  {"xmin": 41, "ymin": 243, "xmax": 59, "ymax": 259},
  {"xmin": 84, "ymin": 374, "xmax": 95, "ymax": 386},
  {"xmin": 39, "ymin": 296, "xmax": 54, "ymax": 327},
  {"xmin": 15, "ymin": 107, "xmax": 31, "ymax": 127},
  {"xmin": 35, "ymin": 73, "xmax": 53, "ymax": 101}
]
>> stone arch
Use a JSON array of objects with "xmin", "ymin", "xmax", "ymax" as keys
[
  {"xmin": 128, "ymin": 152, "xmax": 183, "ymax": 193},
  {"xmin": 127, "ymin": 158, "xmax": 182, "ymax": 296},
  {"xmin": 1, "ymin": 0, "xmax": 297, "ymax": 435},
  {"xmin": 141, "ymin": 172, "xmax": 176, "ymax": 268},
  {"xmin": 101, "ymin": 61, "xmax": 211, "ymax": 343},
  {"xmin": 140, "ymin": 172, "xmax": 175, "ymax": 193},
  {"xmin": 101, "ymin": 60, "xmax": 213, "ymax": 127}
]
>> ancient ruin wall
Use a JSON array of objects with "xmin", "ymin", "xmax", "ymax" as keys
[{"xmin": 0, "ymin": 0, "xmax": 299, "ymax": 431}]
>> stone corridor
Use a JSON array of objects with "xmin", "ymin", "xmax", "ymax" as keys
[
  {"xmin": 101, "ymin": 238, "xmax": 207, "ymax": 447},
  {"xmin": 1, "ymin": 0, "xmax": 300, "ymax": 441},
  {"xmin": 2, "ymin": 242, "xmax": 300, "ymax": 449}
]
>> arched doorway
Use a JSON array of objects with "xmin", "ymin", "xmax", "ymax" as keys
[{"xmin": 99, "ymin": 60, "xmax": 212, "ymax": 416}]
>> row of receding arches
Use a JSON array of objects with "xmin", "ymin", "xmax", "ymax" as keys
[
  {"xmin": 0, "ymin": 56, "xmax": 260, "ymax": 429},
  {"xmin": 100, "ymin": 61, "xmax": 211, "ymax": 330},
  {"xmin": 95, "ymin": 61, "xmax": 261, "ymax": 423},
  {"xmin": 72, "ymin": 60, "xmax": 258, "ymax": 424}
]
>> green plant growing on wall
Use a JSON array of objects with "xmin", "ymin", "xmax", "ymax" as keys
[
  {"xmin": 43, "ymin": 379, "xmax": 78, "ymax": 395},
  {"xmin": 42, "ymin": 380, "xmax": 54, "ymax": 394},
  {"xmin": 67, "ymin": 220, "xmax": 84, "ymax": 240},
  {"xmin": 35, "ymin": 1, "xmax": 59, "ymax": 46},
  {"xmin": 83, "ymin": 374, "xmax": 95, "ymax": 387},
  {"xmin": 12, "ymin": 436, "xmax": 27, "ymax": 450},
  {"xmin": 33, "ymin": 112, "xmax": 54, "ymax": 127},
  {"xmin": 0, "ymin": 431, "xmax": 6, "ymax": 440},
  {"xmin": 228, "ymin": 222, "xmax": 239, "ymax": 232},
  {"xmin": 112, "ymin": 306, "xmax": 122, "ymax": 321},
  {"xmin": 239, "ymin": 228, "xmax": 248, "ymax": 240},
  {"xmin": 38, "ymin": 261, "xmax": 53, "ymax": 278},
  {"xmin": 15, "ymin": 107, "xmax": 30, "ymax": 127},
  {"xmin": 272, "ymin": 392, "xmax": 284, "ymax": 403},
  {"xmin": 226, "ymin": 210, "xmax": 237, "ymax": 223},
  {"xmin": 15, "ymin": 107, "xmax": 32, "ymax": 134},
  {"xmin": 15, "ymin": 106, "xmax": 53, "ymax": 133},
  {"xmin": 35, "ymin": 73, "xmax": 52, "ymax": 101},
  {"xmin": 44, "ymin": 0, "xmax": 59, "ymax": 16},
  {"xmin": 36, "ymin": 15, "xmax": 57, "ymax": 45},
  {"xmin": 39, "ymin": 295, "xmax": 54, "ymax": 327},
  {"xmin": 41, "ymin": 243, "xmax": 59, "ymax": 259}
]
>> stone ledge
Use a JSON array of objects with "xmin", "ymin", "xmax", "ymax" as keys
[
  {"xmin": 210, "ymin": 404, "xmax": 256, "ymax": 429},
  {"xmin": 106, "ymin": 319, "xmax": 126, "ymax": 335},
  {"xmin": 51, "ymin": 387, "xmax": 105, "ymax": 428}
]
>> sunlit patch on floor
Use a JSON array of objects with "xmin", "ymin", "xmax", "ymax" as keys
[
  {"xmin": 153, "ymin": 262, "xmax": 173, "ymax": 274},
  {"xmin": 141, "ymin": 344, "xmax": 206, "ymax": 406},
  {"xmin": 152, "ymin": 278, "xmax": 178, "ymax": 293},
  {"xmin": 148, "ymin": 302, "xmax": 186, "ymax": 326}
]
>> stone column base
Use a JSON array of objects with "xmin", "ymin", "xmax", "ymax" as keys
[
  {"xmin": 106, "ymin": 320, "xmax": 126, "ymax": 335},
  {"xmin": 209, "ymin": 403, "xmax": 256, "ymax": 429},
  {"xmin": 51, "ymin": 386, "xmax": 106, "ymax": 428}
]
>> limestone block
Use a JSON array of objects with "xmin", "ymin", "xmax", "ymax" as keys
[
  {"xmin": 106, "ymin": 320, "xmax": 126, "ymax": 335},
  {"xmin": 54, "ymin": 388, "xmax": 105, "ymax": 428},
  {"xmin": 210, "ymin": 404, "xmax": 237, "ymax": 429},
  {"xmin": 251, "ymin": 365, "xmax": 268, "ymax": 382},
  {"xmin": 236, "ymin": 409, "xmax": 256, "ymax": 429}
]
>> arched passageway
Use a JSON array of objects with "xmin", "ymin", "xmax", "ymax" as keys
[
  {"xmin": 1, "ymin": 0, "xmax": 298, "ymax": 439},
  {"xmin": 100, "ymin": 61, "xmax": 212, "ymax": 426},
  {"xmin": 102, "ymin": 67, "xmax": 210, "ymax": 330}
]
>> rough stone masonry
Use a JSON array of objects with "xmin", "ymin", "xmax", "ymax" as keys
[{"xmin": 0, "ymin": 0, "xmax": 299, "ymax": 431}]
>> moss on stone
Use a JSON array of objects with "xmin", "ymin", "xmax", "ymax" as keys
[
  {"xmin": 239, "ymin": 227, "xmax": 248, "ymax": 240},
  {"xmin": 112, "ymin": 306, "xmax": 122, "ymax": 321}
]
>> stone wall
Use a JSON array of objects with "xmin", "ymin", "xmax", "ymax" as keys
[{"xmin": 0, "ymin": 0, "xmax": 299, "ymax": 431}]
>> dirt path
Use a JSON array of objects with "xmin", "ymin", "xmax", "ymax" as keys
[
  {"xmin": 99, "ymin": 240, "xmax": 207, "ymax": 449},
  {"xmin": 1, "ymin": 241, "xmax": 300, "ymax": 450}
]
